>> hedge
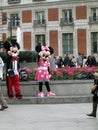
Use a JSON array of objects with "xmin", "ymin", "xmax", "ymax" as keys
[{"xmin": 0, "ymin": 51, "xmax": 37, "ymax": 63}]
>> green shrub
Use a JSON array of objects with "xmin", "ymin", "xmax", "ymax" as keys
[
  {"xmin": 0, "ymin": 51, "xmax": 37, "ymax": 63},
  {"xmin": 0, "ymin": 52, "xmax": 7, "ymax": 63},
  {"xmin": 28, "ymin": 72, "xmax": 36, "ymax": 80},
  {"xmin": 19, "ymin": 51, "xmax": 37, "ymax": 63}
]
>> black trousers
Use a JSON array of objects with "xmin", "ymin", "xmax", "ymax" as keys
[
  {"xmin": 39, "ymin": 81, "xmax": 51, "ymax": 92},
  {"xmin": 93, "ymin": 94, "xmax": 98, "ymax": 102}
]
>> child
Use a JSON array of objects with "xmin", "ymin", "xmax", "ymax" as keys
[{"xmin": 35, "ymin": 44, "xmax": 56, "ymax": 98}]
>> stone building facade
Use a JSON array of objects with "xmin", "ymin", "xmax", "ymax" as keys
[{"xmin": 0, "ymin": 0, "xmax": 98, "ymax": 57}]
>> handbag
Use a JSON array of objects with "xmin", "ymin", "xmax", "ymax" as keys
[
  {"xmin": 8, "ymin": 69, "xmax": 15, "ymax": 77},
  {"xmin": 91, "ymin": 85, "xmax": 97, "ymax": 94}
]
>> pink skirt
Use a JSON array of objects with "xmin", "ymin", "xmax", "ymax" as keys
[{"xmin": 35, "ymin": 69, "xmax": 50, "ymax": 81}]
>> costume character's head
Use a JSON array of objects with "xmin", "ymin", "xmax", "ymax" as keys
[
  {"xmin": 35, "ymin": 44, "xmax": 54, "ymax": 62},
  {"xmin": 3, "ymin": 39, "xmax": 20, "ymax": 57}
]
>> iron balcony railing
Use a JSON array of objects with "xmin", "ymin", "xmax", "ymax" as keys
[
  {"xmin": 60, "ymin": 17, "xmax": 74, "ymax": 26},
  {"xmin": 33, "ymin": 0, "xmax": 46, "ymax": 1},
  {"xmin": 89, "ymin": 16, "xmax": 98, "ymax": 24},
  {"xmin": 33, "ymin": 19, "xmax": 46, "ymax": 27}
]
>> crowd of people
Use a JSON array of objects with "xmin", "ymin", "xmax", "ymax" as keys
[{"xmin": 56, "ymin": 53, "xmax": 98, "ymax": 68}]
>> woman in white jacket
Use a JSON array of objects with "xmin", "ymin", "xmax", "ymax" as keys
[{"xmin": 0, "ymin": 57, "xmax": 8, "ymax": 111}]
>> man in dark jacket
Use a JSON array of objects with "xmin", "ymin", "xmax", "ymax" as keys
[
  {"xmin": 0, "ymin": 56, "xmax": 8, "ymax": 110},
  {"xmin": 87, "ymin": 72, "xmax": 98, "ymax": 117}
]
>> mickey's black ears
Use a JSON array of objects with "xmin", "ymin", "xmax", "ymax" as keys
[
  {"xmin": 3, "ymin": 41, "xmax": 11, "ymax": 51},
  {"xmin": 3, "ymin": 40, "xmax": 20, "ymax": 51},
  {"xmin": 11, "ymin": 39, "xmax": 20, "ymax": 50}
]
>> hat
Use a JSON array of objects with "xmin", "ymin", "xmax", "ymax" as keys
[{"xmin": 93, "ymin": 72, "xmax": 98, "ymax": 77}]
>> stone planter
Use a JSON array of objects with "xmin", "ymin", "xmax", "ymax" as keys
[
  {"xmin": 1, "ymin": 80, "xmax": 93, "ymax": 104},
  {"xmin": 2, "ymin": 80, "xmax": 93, "ymax": 97}
]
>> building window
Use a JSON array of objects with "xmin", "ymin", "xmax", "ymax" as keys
[
  {"xmin": 89, "ymin": 8, "xmax": 98, "ymax": 23},
  {"xmin": 91, "ymin": 8, "xmax": 98, "ymax": 21},
  {"xmin": 35, "ymin": 35, "xmax": 46, "ymax": 46},
  {"xmin": 34, "ymin": 11, "xmax": 46, "ymax": 26},
  {"xmin": 91, "ymin": 32, "xmax": 98, "ymax": 53},
  {"xmin": 33, "ymin": 0, "xmax": 45, "ymax": 1},
  {"xmin": 10, "ymin": 14, "xmax": 20, "ymax": 27},
  {"xmin": 60, "ymin": 9, "xmax": 73, "ymax": 25},
  {"xmin": 62, "ymin": 33, "xmax": 73, "ymax": 55},
  {"xmin": 63, "ymin": 9, "xmax": 72, "ymax": 22},
  {"xmin": 8, "ymin": 0, "xmax": 20, "ymax": 4}
]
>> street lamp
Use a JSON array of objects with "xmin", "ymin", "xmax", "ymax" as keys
[{"xmin": 3, "ymin": 15, "xmax": 20, "ymax": 38}]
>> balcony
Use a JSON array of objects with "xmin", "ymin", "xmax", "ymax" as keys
[
  {"xmin": 60, "ymin": 18, "xmax": 74, "ymax": 26},
  {"xmin": 33, "ymin": 0, "xmax": 45, "ymax": 1},
  {"xmin": 33, "ymin": 19, "xmax": 46, "ymax": 27},
  {"xmin": 8, "ymin": 0, "xmax": 20, "ymax": 4},
  {"xmin": 89, "ymin": 16, "xmax": 98, "ymax": 24}
]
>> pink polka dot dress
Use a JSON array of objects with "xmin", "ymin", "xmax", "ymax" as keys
[{"xmin": 35, "ymin": 61, "xmax": 50, "ymax": 81}]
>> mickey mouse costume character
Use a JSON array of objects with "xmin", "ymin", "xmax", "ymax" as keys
[
  {"xmin": 3, "ymin": 39, "xmax": 22, "ymax": 99},
  {"xmin": 35, "ymin": 43, "xmax": 56, "ymax": 98}
]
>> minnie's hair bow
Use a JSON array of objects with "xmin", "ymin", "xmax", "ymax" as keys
[{"xmin": 41, "ymin": 45, "xmax": 50, "ymax": 51}]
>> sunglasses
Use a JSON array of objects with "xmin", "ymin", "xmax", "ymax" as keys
[
  {"xmin": 43, "ymin": 55, "xmax": 49, "ymax": 58},
  {"xmin": 12, "ymin": 50, "xmax": 17, "ymax": 53}
]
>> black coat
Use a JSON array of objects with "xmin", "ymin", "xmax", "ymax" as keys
[
  {"xmin": 6, "ymin": 55, "xmax": 20, "ymax": 72},
  {"xmin": 92, "ymin": 78, "xmax": 98, "ymax": 96}
]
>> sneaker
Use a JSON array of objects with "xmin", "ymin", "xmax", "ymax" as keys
[
  {"xmin": 0, "ymin": 106, "xmax": 8, "ymax": 111},
  {"xmin": 8, "ymin": 94, "xmax": 14, "ymax": 99},
  {"xmin": 47, "ymin": 91, "xmax": 56, "ymax": 97},
  {"xmin": 37, "ymin": 92, "xmax": 44, "ymax": 98},
  {"xmin": 16, "ymin": 94, "xmax": 23, "ymax": 99}
]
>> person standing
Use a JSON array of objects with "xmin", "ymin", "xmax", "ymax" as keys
[
  {"xmin": 87, "ymin": 72, "xmax": 98, "ymax": 117},
  {"xmin": 3, "ymin": 40, "xmax": 22, "ymax": 99},
  {"xmin": 49, "ymin": 51, "xmax": 56, "ymax": 71},
  {"xmin": 0, "ymin": 56, "xmax": 8, "ymax": 111},
  {"xmin": 63, "ymin": 54, "xmax": 70, "ymax": 67},
  {"xmin": 82, "ymin": 56, "xmax": 87, "ymax": 67},
  {"xmin": 35, "ymin": 44, "xmax": 56, "ymax": 98},
  {"xmin": 76, "ymin": 53, "xmax": 83, "ymax": 67}
]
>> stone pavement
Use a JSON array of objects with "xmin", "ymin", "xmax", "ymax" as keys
[{"xmin": 0, "ymin": 103, "xmax": 98, "ymax": 130}]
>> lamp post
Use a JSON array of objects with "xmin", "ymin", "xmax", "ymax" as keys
[
  {"xmin": 8, "ymin": 20, "xmax": 12, "ymax": 38},
  {"xmin": 3, "ymin": 15, "xmax": 20, "ymax": 39}
]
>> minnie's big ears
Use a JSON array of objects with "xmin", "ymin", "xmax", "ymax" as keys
[
  {"xmin": 48, "ymin": 46, "xmax": 54, "ymax": 55},
  {"xmin": 35, "ymin": 44, "xmax": 54, "ymax": 55},
  {"xmin": 35, "ymin": 44, "xmax": 42, "ymax": 53}
]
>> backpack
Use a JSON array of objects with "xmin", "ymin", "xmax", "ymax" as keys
[{"xmin": 19, "ymin": 69, "xmax": 28, "ymax": 81}]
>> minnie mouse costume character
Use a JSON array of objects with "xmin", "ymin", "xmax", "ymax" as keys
[
  {"xmin": 3, "ymin": 40, "xmax": 22, "ymax": 99},
  {"xmin": 35, "ymin": 44, "xmax": 56, "ymax": 98}
]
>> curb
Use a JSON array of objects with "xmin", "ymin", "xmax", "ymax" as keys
[{"xmin": 5, "ymin": 95, "xmax": 92, "ymax": 104}]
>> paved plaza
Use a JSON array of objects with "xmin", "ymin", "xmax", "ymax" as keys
[{"xmin": 0, "ymin": 103, "xmax": 98, "ymax": 130}]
